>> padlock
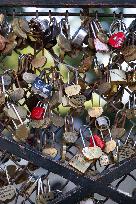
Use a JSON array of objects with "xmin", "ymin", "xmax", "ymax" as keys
[
  {"xmin": 80, "ymin": 126, "xmax": 102, "ymax": 160},
  {"xmin": 95, "ymin": 116, "xmax": 117, "ymax": 153},
  {"xmin": 108, "ymin": 15, "xmax": 126, "ymax": 49},
  {"xmin": 124, "ymin": 121, "xmax": 136, "ymax": 145},
  {"xmin": 97, "ymin": 70, "xmax": 112, "ymax": 95},
  {"xmin": 17, "ymin": 54, "xmax": 35, "ymax": 88},
  {"xmin": 63, "ymin": 115, "xmax": 78, "ymax": 144},
  {"xmin": 90, "ymin": 20, "xmax": 109, "ymax": 52},
  {"xmin": 0, "ymin": 167, "xmax": 16, "ymax": 203},
  {"xmin": 92, "ymin": 14, "xmax": 109, "ymax": 44},
  {"xmin": 42, "ymin": 132, "xmax": 58, "ymax": 158},
  {"xmin": 44, "ymin": 178, "xmax": 55, "ymax": 202},
  {"xmin": 72, "ymin": 25, "xmax": 88, "ymax": 47},
  {"xmin": 57, "ymin": 18, "xmax": 71, "ymax": 53},
  {"xmin": 30, "ymin": 102, "xmax": 48, "ymax": 120},
  {"xmin": 88, "ymin": 93, "xmax": 103, "ymax": 118},
  {"xmin": 111, "ymin": 110, "xmax": 126, "ymax": 139},
  {"xmin": 35, "ymin": 177, "xmax": 46, "ymax": 204},
  {"xmin": 69, "ymin": 153, "xmax": 93, "ymax": 173},
  {"xmin": 9, "ymin": 70, "xmax": 24, "ymax": 102},
  {"xmin": 65, "ymin": 69, "xmax": 81, "ymax": 97},
  {"xmin": 44, "ymin": 17, "xmax": 59, "ymax": 49},
  {"xmin": 5, "ymin": 102, "xmax": 29, "ymax": 141},
  {"xmin": 90, "ymin": 134, "xmax": 105, "ymax": 150},
  {"xmin": 109, "ymin": 64, "xmax": 127, "ymax": 84},
  {"xmin": 30, "ymin": 16, "xmax": 50, "ymax": 34},
  {"xmin": 32, "ymin": 69, "xmax": 52, "ymax": 98},
  {"xmin": 95, "ymin": 115, "xmax": 116, "ymax": 153},
  {"xmin": 95, "ymin": 116, "xmax": 111, "ymax": 133}
]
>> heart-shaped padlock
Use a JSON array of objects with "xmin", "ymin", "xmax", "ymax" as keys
[
  {"xmin": 108, "ymin": 16, "xmax": 126, "ymax": 49},
  {"xmin": 108, "ymin": 32, "xmax": 125, "ymax": 49}
]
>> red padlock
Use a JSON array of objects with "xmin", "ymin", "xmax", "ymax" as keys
[
  {"xmin": 108, "ymin": 16, "xmax": 126, "ymax": 49},
  {"xmin": 108, "ymin": 32, "xmax": 125, "ymax": 49},
  {"xmin": 30, "ymin": 102, "xmax": 47, "ymax": 120},
  {"xmin": 90, "ymin": 134, "xmax": 105, "ymax": 150}
]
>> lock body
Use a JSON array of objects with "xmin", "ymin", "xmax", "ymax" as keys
[
  {"xmin": 72, "ymin": 27, "xmax": 88, "ymax": 46},
  {"xmin": 30, "ymin": 107, "xmax": 45, "ymax": 120},
  {"xmin": 108, "ymin": 31, "xmax": 125, "ymax": 48},
  {"xmin": 32, "ymin": 77, "xmax": 52, "ymax": 98},
  {"xmin": 90, "ymin": 134, "xmax": 105, "ymax": 150}
]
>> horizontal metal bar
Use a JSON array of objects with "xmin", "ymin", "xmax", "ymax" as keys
[
  {"xmin": 1, "ymin": 11, "xmax": 136, "ymax": 18},
  {"xmin": 49, "ymin": 186, "xmax": 86, "ymax": 204},
  {"xmin": 0, "ymin": 0, "xmax": 136, "ymax": 8},
  {"xmin": 0, "ymin": 135, "xmax": 135, "ymax": 187},
  {"xmin": 98, "ymin": 155, "xmax": 136, "ymax": 185},
  {"xmin": 50, "ymin": 183, "xmax": 136, "ymax": 204}
]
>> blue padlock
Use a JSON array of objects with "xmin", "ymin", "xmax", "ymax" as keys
[{"xmin": 32, "ymin": 69, "xmax": 52, "ymax": 98}]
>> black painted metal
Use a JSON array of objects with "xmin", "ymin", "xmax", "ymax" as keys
[
  {"xmin": 98, "ymin": 155, "xmax": 136, "ymax": 184},
  {"xmin": 0, "ymin": 0, "xmax": 136, "ymax": 8},
  {"xmin": 0, "ymin": 136, "xmax": 135, "ymax": 203},
  {"xmin": 0, "ymin": 11, "xmax": 136, "ymax": 18},
  {"xmin": 50, "ymin": 185, "xmax": 136, "ymax": 204}
]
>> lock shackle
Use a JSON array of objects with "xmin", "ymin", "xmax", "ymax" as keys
[
  {"xmin": 75, "ymin": 69, "xmax": 79, "ymax": 85},
  {"xmin": 92, "ymin": 15, "xmax": 103, "ymax": 34},
  {"xmin": 1, "ymin": 75, "xmax": 6, "ymax": 93},
  {"xmin": 92, "ymin": 19, "xmax": 99, "ymax": 34},
  {"xmin": 64, "ymin": 115, "xmax": 74, "ymax": 132},
  {"xmin": 114, "ymin": 109, "xmax": 126, "ymax": 128},
  {"xmin": 49, "ymin": 16, "xmax": 57, "ymax": 26},
  {"xmin": 38, "ymin": 177, "xmax": 43, "ymax": 195},
  {"xmin": 46, "ymin": 178, "xmax": 51, "ymax": 193},
  {"xmin": 129, "ymin": 91, "xmax": 136, "ymax": 109},
  {"xmin": 36, "ymin": 101, "xmax": 49, "ymax": 117},
  {"xmin": 5, "ymin": 166, "xmax": 10, "ymax": 185},
  {"xmin": 79, "ymin": 125, "xmax": 95, "ymax": 147},
  {"xmin": 10, "ymin": 103, "xmax": 24, "ymax": 125},
  {"xmin": 39, "ymin": 68, "xmax": 46, "ymax": 78},
  {"xmin": 18, "ymin": 54, "xmax": 29, "ymax": 75},
  {"xmin": 109, "ymin": 16, "xmax": 126, "ymax": 35},
  {"xmin": 38, "ymin": 68, "xmax": 50, "ymax": 83},
  {"xmin": 24, "ymin": 54, "xmax": 33, "ymax": 72},
  {"xmin": 6, "ymin": 102, "xmax": 24, "ymax": 125},
  {"xmin": 67, "ymin": 70, "xmax": 70, "ymax": 85},
  {"xmin": 59, "ymin": 18, "xmax": 69, "ymax": 37},
  {"xmin": 124, "ymin": 121, "xmax": 135, "ymax": 145},
  {"xmin": 90, "ymin": 21, "xmax": 97, "ymax": 39},
  {"xmin": 13, "ymin": 70, "xmax": 21, "ymax": 88}
]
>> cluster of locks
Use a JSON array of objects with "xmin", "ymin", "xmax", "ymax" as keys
[
  {"xmin": 0, "ymin": 151, "xmax": 66, "ymax": 203},
  {"xmin": 0, "ymin": 12, "xmax": 135, "ymax": 175}
]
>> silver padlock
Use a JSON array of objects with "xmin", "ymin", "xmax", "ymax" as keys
[{"xmin": 72, "ymin": 26, "xmax": 88, "ymax": 46}]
